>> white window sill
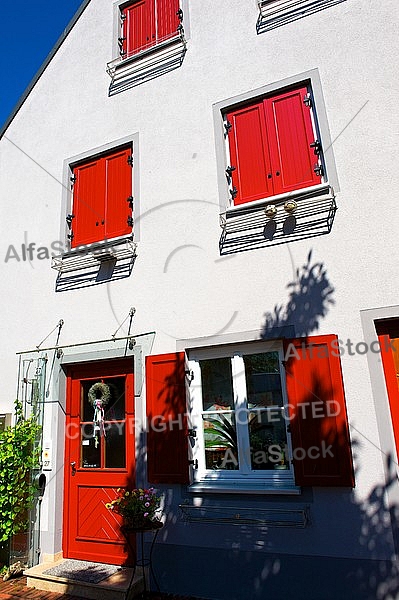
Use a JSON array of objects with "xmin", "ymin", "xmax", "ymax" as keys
[{"xmin": 188, "ymin": 480, "xmax": 301, "ymax": 495}]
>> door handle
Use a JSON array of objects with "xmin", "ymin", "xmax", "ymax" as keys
[{"xmin": 70, "ymin": 461, "xmax": 76, "ymax": 476}]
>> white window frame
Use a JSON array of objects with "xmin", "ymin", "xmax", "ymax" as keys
[{"xmin": 187, "ymin": 340, "xmax": 300, "ymax": 494}]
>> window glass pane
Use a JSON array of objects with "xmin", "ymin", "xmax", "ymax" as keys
[
  {"xmin": 244, "ymin": 352, "xmax": 283, "ymax": 408},
  {"xmin": 105, "ymin": 423, "xmax": 126, "ymax": 468},
  {"xmin": 202, "ymin": 412, "xmax": 239, "ymax": 470},
  {"xmin": 81, "ymin": 423, "xmax": 101, "ymax": 468},
  {"xmin": 249, "ymin": 410, "xmax": 288, "ymax": 470},
  {"xmin": 81, "ymin": 376, "xmax": 126, "ymax": 422},
  {"xmin": 199, "ymin": 358, "xmax": 234, "ymax": 411}
]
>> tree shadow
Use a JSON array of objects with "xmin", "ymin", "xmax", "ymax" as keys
[{"xmin": 261, "ymin": 249, "xmax": 335, "ymax": 339}]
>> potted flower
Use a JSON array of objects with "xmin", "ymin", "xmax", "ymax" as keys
[{"xmin": 106, "ymin": 487, "xmax": 163, "ymax": 530}]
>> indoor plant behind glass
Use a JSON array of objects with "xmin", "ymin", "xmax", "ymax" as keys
[{"xmin": 106, "ymin": 487, "xmax": 163, "ymax": 530}]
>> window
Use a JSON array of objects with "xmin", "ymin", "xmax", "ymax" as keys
[
  {"xmin": 145, "ymin": 336, "xmax": 355, "ymax": 491},
  {"xmin": 119, "ymin": 0, "xmax": 181, "ymax": 59},
  {"xmin": 0, "ymin": 414, "xmax": 11, "ymax": 432},
  {"xmin": 224, "ymin": 84, "xmax": 323, "ymax": 207},
  {"xmin": 68, "ymin": 145, "xmax": 133, "ymax": 248}
]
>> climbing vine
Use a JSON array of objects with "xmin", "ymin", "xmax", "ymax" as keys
[{"xmin": 0, "ymin": 400, "xmax": 41, "ymax": 544}]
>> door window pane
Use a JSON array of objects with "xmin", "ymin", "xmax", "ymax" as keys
[
  {"xmin": 105, "ymin": 423, "xmax": 126, "ymax": 469},
  {"xmin": 81, "ymin": 423, "xmax": 101, "ymax": 468}
]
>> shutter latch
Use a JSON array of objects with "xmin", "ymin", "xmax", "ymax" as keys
[
  {"xmin": 310, "ymin": 140, "xmax": 322, "ymax": 155},
  {"xmin": 127, "ymin": 155, "xmax": 133, "ymax": 166},
  {"xmin": 127, "ymin": 216, "xmax": 134, "ymax": 227},
  {"xmin": 225, "ymin": 165, "xmax": 236, "ymax": 178},
  {"xmin": 66, "ymin": 214, "xmax": 75, "ymax": 226},
  {"xmin": 188, "ymin": 459, "xmax": 198, "ymax": 469},
  {"xmin": 313, "ymin": 163, "xmax": 324, "ymax": 177},
  {"xmin": 127, "ymin": 196, "xmax": 134, "ymax": 209},
  {"xmin": 188, "ymin": 429, "xmax": 196, "ymax": 438},
  {"xmin": 70, "ymin": 175, "xmax": 76, "ymax": 184},
  {"xmin": 224, "ymin": 120, "xmax": 232, "ymax": 135},
  {"xmin": 303, "ymin": 93, "xmax": 312, "ymax": 107},
  {"xmin": 230, "ymin": 186, "xmax": 238, "ymax": 200}
]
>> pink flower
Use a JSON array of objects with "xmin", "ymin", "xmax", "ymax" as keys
[{"xmin": 144, "ymin": 512, "xmax": 149, "ymax": 517}]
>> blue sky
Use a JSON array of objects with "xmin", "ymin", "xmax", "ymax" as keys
[{"xmin": 0, "ymin": 0, "xmax": 84, "ymax": 130}]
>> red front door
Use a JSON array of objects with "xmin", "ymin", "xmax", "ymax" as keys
[{"xmin": 63, "ymin": 359, "xmax": 135, "ymax": 565}]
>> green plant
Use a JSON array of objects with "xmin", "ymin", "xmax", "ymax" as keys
[
  {"xmin": 0, "ymin": 400, "xmax": 41, "ymax": 544},
  {"xmin": 106, "ymin": 487, "xmax": 162, "ymax": 527}
]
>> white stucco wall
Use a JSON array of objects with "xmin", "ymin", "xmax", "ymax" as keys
[{"xmin": 0, "ymin": 0, "xmax": 398, "ymax": 565}]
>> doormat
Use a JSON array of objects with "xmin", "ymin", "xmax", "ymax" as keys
[{"xmin": 43, "ymin": 559, "xmax": 122, "ymax": 584}]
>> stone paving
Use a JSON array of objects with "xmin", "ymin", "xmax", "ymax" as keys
[{"xmin": 0, "ymin": 576, "xmax": 205, "ymax": 600}]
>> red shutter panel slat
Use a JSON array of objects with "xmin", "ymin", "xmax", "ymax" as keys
[
  {"xmin": 378, "ymin": 334, "xmax": 399, "ymax": 460},
  {"xmin": 283, "ymin": 335, "xmax": 355, "ymax": 487},
  {"xmin": 156, "ymin": 0, "xmax": 180, "ymax": 42},
  {"xmin": 104, "ymin": 147, "xmax": 132, "ymax": 240},
  {"xmin": 124, "ymin": 0, "xmax": 156, "ymax": 57},
  {"xmin": 265, "ymin": 86, "xmax": 321, "ymax": 195},
  {"xmin": 226, "ymin": 103, "xmax": 274, "ymax": 206},
  {"xmin": 146, "ymin": 352, "xmax": 189, "ymax": 484},
  {"xmin": 71, "ymin": 159, "xmax": 105, "ymax": 248}
]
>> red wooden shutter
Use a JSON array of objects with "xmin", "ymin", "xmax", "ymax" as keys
[
  {"xmin": 226, "ymin": 102, "xmax": 274, "ymax": 206},
  {"xmin": 123, "ymin": 0, "xmax": 156, "ymax": 57},
  {"xmin": 378, "ymin": 334, "xmax": 399, "ymax": 460},
  {"xmin": 146, "ymin": 352, "xmax": 189, "ymax": 484},
  {"xmin": 72, "ymin": 159, "xmax": 105, "ymax": 248},
  {"xmin": 265, "ymin": 86, "xmax": 321, "ymax": 195},
  {"xmin": 156, "ymin": 0, "xmax": 180, "ymax": 42},
  {"xmin": 283, "ymin": 335, "xmax": 354, "ymax": 487},
  {"xmin": 104, "ymin": 147, "xmax": 132, "ymax": 240}
]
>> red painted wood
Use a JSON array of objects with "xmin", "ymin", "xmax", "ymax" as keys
[
  {"xmin": 227, "ymin": 102, "xmax": 273, "ymax": 205},
  {"xmin": 71, "ymin": 159, "xmax": 105, "ymax": 248},
  {"xmin": 104, "ymin": 147, "xmax": 132, "ymax": 240},
  {"xmin": 146, "ymin": 352, "xmax": 189, "ymax": 483},
  {"xmin": 265, "ymin": 86, "xmax": 321, "ymax": 195},
  {"xmin": 378, "ymin": 334, "xmax": 399, "ymax": 461},
  {"xmin": 63, "ymin": 360, "xmax": 135, "ymax": 565},
  {"xmin": 123, "ymin": 0, "xmax": 156, "ymax": 57},
  {"xmin": 283, "ymin": 335, "xmax": 355, "ymax": 487},
  {"xmin": 72, "ymin": 146, "xmax": 132, "ymax": 248},
  {"xmin": 156, "ymin": 0, "xmax": 180, "ymax": 42}
]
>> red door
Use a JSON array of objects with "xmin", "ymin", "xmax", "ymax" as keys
[{"xmin": 63, "ymin": 359, "xmax": 135, "ymax": 565}]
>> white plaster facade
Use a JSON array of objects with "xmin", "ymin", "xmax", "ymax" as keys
[{"xmin": 0, "ymin": 0, "xmax": 398, "ymax": 597}]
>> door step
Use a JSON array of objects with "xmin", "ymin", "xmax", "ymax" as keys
[{"xmin": 24, "ymin": 558, "xmax": 144, "ymax": 599}]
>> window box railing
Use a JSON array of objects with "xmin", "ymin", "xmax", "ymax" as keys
[{"xmin": 257, "ymin": 0, "xmax": 348, "ymax": 33}]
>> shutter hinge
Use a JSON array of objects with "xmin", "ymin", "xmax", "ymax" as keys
[
  {"xmin": 313, "ymin": 163, "xmax": 324, "ymax": 177},
  {"xmin": 127, "ymin": 196, "xmax": 134, "ymax": 209},
  {"xmin": 230, "ymin": 186, "xmax": 238, "ymax": 200},
  {"xmin": 67, "ymin": 231, "xmax": 74, "ymax": 241},
  {"xmin": 224, "ymin": 120, "xmax": 232, "ymax": 135},
  {"xmin": 177, "ymin": 8, "xmax": 183, "ymax": 21},
  {"xmin": 225, "ymin": 165, "xmax": 236, "ymax": 178},
  {"xmin": 127, "ymin": 216, "xmax": 134, "ymax": 227},
  {"xmin": 310, "ymin": 140, "xmax": 322, "ymax": 155},
  {"xmin": 70, "ymin": 175, "xmax": 76, "ymax": 183},
  {"xmin": 120, "ymin": 12, "xmax": 126, "ymax": 20},
  {"xmin": 118, "ymin": 37, "xmax": 126, "ymax": 48},
  {"xmin": 188, "ymin": 459, "xmax": 198, "ymax": 469},
  {"xmin": 188, "ymin": 428, "xmax": 196, "ymax": 438},
  {"xmin": 303, "ymin": 93, "xmax": 312, "ymax": 107},
  {"xmin": 66, "ymin": 214, "xmax": 75, "ymax": 227},
  {"xmin": 127, "ymin": 155, "xmax": 133, "ymax": 166}
]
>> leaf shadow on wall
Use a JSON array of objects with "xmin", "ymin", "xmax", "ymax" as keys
[{"xmin": 261, "ymin": 248, "xmax": 335, "ymax": 339}]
